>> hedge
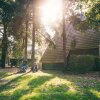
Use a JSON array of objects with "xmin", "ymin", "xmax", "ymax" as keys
[
  {"xmin": 66, "ymin": 55, "xmax": 100, "ymax": 73},
  {"xmin": 42, "ymin": 63, "xmax": 64, "ymax": 70},
  {"xmin": 94, "ymin": 57, "xmax": 100, "ymax": 71}
]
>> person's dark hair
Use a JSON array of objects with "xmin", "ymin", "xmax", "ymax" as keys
[{"xmin": 23, "ymin": 60, "xmax": 27, "ymax": 64}]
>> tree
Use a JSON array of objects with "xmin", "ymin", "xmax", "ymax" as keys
[
  {"xmin": 0, "ymin": 0, "xmax": 33, "ymax": 68},
  {"xmin": 62, "ymin": 0, "xmax": 75, "ymax": 70},
  {"xmin": 31, "ymin": 0, "xmax": 38, "ymax": 71},
  {"xmin": 24, "ymin": 17, "xmax": 28, "ymax": 61},
  {"xmin": 62, "ymin": 0, "xmax": 67, "ymax": 70},
  {"xmin": 31, "ymin": 9, "xmax": 35, "ymax": 71},
  {"xmin": 0, "ymin": 0, "xmax": 15, "ymax": 68},
  {"xmin": 82, "ymin": 1, "xmax": 99, "ymax": 31}
]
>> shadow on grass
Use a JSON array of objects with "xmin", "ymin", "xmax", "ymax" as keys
[
  {"xmin": 29, "ymin": 84, "xmax": 70, "ymax": 100},
  {"xmin": 37, "ymin": 70, "xmax": 100, "ymax": 100},
  {"xmin": 0, "ymin": 73, "xmax": 54, "ymax": 100},
  {"xmin": 28, "ymin": 76, "xmax": 53, "ymax": 88},
  {"xmin": 29, "ymin": 91, "xmax": 99, "ymax": 100},
  {"xmin": 0, "ymin": 72, "xmax": 13, "ymax": 79},
  {"xmin": 0, "ymin": 71, "xmax": 100, "ymax": 100},
  {"xmin": 27, "ymin": 82, "xmax": 99, "ymax": 100},
  {"xmin": 0, "ymin": 70, "xmax": 29, "ymax": 80},
  {"xmin": 0, "ymin": 73, "xmax": 27, "ymax": 92}
]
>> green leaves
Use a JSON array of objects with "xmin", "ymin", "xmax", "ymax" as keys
[
  {"xmin": 86, "ymin": 2, "xmax": 100, "ymax": 30},
  {"xmin": 0, "ymin": 0, "xmax": 15, "ymax": 23},
  {"xmin": 75, "ymin": 0, "xmax": 100, "ymax": 31}
]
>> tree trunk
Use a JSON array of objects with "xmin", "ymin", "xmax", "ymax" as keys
[
  {"xmin": 63, "ymin": 24, "xmax": 67, "ymax": 70},
  {"xmin": 66, "ymin": 50, "xmax": 70, "ymax": 67},
  {"xmin": 24, "ymin": 19, "xmax": 28, "ymax": 61},
  {"xmin": 31, "ymin": 12, "xmax": 35, "ymax": 71},
  {"xmin": 62, "ymin": 0, "xmax": 67, "ymax": 70},
  {"xmin": 1, "ymin": 22, "xmax": 8, "ymax": 68}
]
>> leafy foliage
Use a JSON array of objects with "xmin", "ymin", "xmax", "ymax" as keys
[
  {"xmin": 0, "ymin": 0, "xmax": 15, "ymax": 23},
  {"xmin": 74, "ymin": 0, "xmax": 100, "ymax": 31},
  {"xmin": 86, "ymin": 2, "xmax": 100, "ymax": 30}
]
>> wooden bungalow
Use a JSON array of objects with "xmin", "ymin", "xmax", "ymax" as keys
[{"xmin": 40, "ymin": 24, "xmax": 100, "ymax": 70}]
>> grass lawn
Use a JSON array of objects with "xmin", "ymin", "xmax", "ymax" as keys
[{"xmin": 0, "ymin": 69, "xmax": 100, "ymax": 100}]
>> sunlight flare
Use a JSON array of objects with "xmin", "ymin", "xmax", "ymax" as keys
[{"xmin": 41, "ymin": 0, "xmax": 62, "ymax": 25}]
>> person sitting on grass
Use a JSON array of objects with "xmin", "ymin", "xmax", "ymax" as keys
[
  {"xmin": 34, "ymin": 63, "xmax": 38, "ymax": 72},
  {"xmin": 19, "ymin": 60, "xmax": 28, "ymax": 72},
  {"xmin": 31, "ymin": 63, "xmax": 38, "ymax": 72}
]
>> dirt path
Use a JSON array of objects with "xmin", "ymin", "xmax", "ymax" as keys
[
  {"xmin": 0, "ymin": 68, "xmax": 19, "ymax": 73},
  {"xmin": 0, "ymin": 67, "xmax": 31, "ymax": 74}
]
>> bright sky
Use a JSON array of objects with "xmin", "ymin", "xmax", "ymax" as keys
[
  {"xmin": 40, "ymin": 0, "xmax": 63, "ymax": 37},
  {"xmin": 41, "ymin": 0, "xmax": 62, "ymax": 26}
]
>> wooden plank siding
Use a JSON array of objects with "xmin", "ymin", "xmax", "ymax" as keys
[
  {"xmin": 41, "ymin": 34, "xmax": 64, "ymax": 63},
  {"xmin": 40, "ymin": 31, "xmax": 100, "ymax": 63}
]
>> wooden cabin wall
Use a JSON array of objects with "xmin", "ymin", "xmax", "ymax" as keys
[
  {"xmin": 66, "ymin": 32, "xmax": 100, "ymax": 49},
  {"xmin": 70, "ymin": 48, "xmax": 99, "ymax": 55},
  {"xmin": 41, "ymin": 34, "xmax": 64, "ymax": 63},
  {"xmin": 41, "ymin": 32, "xmax": 100, "ymax": 63}
]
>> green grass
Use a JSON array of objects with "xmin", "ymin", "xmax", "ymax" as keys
[{"xmin": 0, "ymin": 71, "xmax": 100, "ymax": 100}]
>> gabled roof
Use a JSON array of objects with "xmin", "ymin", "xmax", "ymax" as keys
[{"xmin": 40, "ymin": 24, "xmax": 100, "ymax": 63}]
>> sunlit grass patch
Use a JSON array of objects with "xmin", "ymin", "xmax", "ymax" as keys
[
  {"xmin": 0, "ymin": 71, "xmax": 100, "ymax": 100},
  {"xmin": 35, "ymin": 77, "xmax": 77, "ymax": 93},
  {"xmin": 0, "ymin": 71, "xmax": 54, "ymax": 99},
  {"xmin": 90, "ymin": 89, "xmax": 100, "ymax": 98},
  {"xmin": 0, "ymin": 72, "xmax": 12, "ymax": 78}
]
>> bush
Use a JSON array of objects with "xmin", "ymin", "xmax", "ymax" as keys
[
  {"xmin": 42, "ymin": 63, "xmax": 64, "ymax": 70},
  {"xmin": 66, "ymin": 55, "xmax": 98, "ymax": 73},
  {"xmin": 94, "ymin": 57, "xmax": 100, "ymax": 71}
]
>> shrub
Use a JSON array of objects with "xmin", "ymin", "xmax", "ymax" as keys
[
  {"xmin": 42, "ymin": 63, "xmax": 64, "ymax": 70},
  {"xmin": 66, "ymin": 55, "xmax": 97, "ymax": 73},
  {"xmin": 94, "ymin": 57, "xmax": 100, "ymax": 71}
]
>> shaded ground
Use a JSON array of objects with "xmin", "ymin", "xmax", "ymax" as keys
[
  {"xmin": 0, "ymin": 68, "xmax": 18, "ymax": 73},
  {"xmin": 0, "ymin": 68, "xmax": 100, "ymax": 100}
]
